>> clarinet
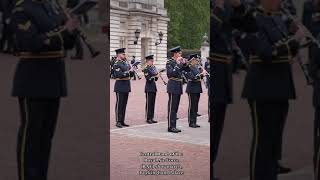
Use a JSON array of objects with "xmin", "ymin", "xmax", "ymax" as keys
[
  {"xmin": 279, "ymin": 3, "xmax": 314, "ymax": 85},
  {"xmin": 54, "ymin": 0, "xmax": 100, "ymax": 58}
]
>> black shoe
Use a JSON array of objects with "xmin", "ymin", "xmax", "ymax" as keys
[
  {"xmin": 189, "ymin": 124, "xmax": 198, "ymax": 128},
  {"xmin": 146, "ymin": 120, "xmax": 153, "ymax": 124},
  {"xmin": 168, "ymin": 128, "xmax": 180, "ymax": 133},
  {"xmin": 197, "ymin": 113, "xmax": 201, "ymax": 117},
  {"xmin": 213, "ymin": 177, "xmax": 219, "ymax": 180},
  {"xmin": 116, "ymin": 122, "xmax": 123, "ymax": 128},
  {"xmin": 277, "ymin": 163, "xmax": 291, "ymax": 174},
  {"xmin": 121, "ymin": 122, "xmax": 130, "ymax": 127},
  {"xmin": 151, "ymin": 119, "xmax": 158, "ymax": 123},
  {"xmin": 176, "ymin": 117, "xmax": 179, "ymax": 120},
  {"xmin": 195, "ymin": 124, "xmax": 201, "ymax": 128}
]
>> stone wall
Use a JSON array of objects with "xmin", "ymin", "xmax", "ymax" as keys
[{"xmin": 110, "ymin": 0, "xmax": 169, "ymax": 68}]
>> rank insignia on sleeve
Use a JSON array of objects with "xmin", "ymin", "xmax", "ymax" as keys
[
  {"xmin": 115, "ymin": 68, "xmax": 120, "ymax": 71},
  {"xmin": 18, "ymin": 21, "xmax": 31, "ymax": 31}
]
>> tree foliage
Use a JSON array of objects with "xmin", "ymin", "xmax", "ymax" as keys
[{"xmin": 165, "ymin": 0, "xmax": 210, "ymax": 50}]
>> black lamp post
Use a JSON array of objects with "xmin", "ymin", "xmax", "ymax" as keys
[
  {"xmin": 134, "ymin": 29, "xmax": 141, "ymax": 45},
  {"xmin": 155, "ymin": 31, "xmax": 164, "ymax": 46}
]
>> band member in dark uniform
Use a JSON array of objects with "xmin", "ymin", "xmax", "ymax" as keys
[
  {"xmin": 210, "ymin": 0, "xmax": 254, "ymax": 179},
  {"xmin": 185, "ymin": 54, "xmax": 207, "ymax": 128},
  {"xmin": 303, "ymin": 0, "xmax": 320, "ymax": 179},
  {"xmin": 110, "ymin": 56, "xmax": 116, "ymax": 79},
  {"xmin": 166, "ymin": 46, "xmax": 189, "ymax": 133},
  {"xmin": 240, "ymin": 0, "xmax": 302, "ymax": 179},
  {"xmin": 112, "ymin": 48, "xmax": 134, "ymax": 128},
  {"xmin": 143, "ymin": 54, "xmax": 158, "ymax": 124},
  {"xmin": 9, "ymin": 0, "xmax": 79, "ymax": 179},
  {"xmin": 131, "ymin": 56, "xmax": 137, "ymax": 80}
]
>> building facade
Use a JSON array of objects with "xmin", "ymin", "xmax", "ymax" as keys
[{"xmin": 110, "ymin": 0, "xmax": 169, "ymax": 68}]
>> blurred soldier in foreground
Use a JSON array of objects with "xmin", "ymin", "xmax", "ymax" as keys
[
  {"xmin": 210, "ymin": 0, "xmax": 255, "ymax": 179},
  {"xmin": 10, "ymin": 0, "xmax": 80, "ymax": 179},
  {"xmin": 240, "ymin": 0, "xmax": 303, "ymax": 179}
]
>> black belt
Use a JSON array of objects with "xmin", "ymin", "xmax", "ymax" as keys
[
  {"xmin": 18, "ymin": 51, "xmax": 65, "ymax": 59},
  {"xmin": 209, "ymin": 53, "xmax": 232, "ymax": 64},
  {"xmin": 249, "ymin": 55, "xmax": 291, "ymax": 64},
  {"xmin": 115, "ymin": 77, "xmax": 130, "ymax": 80},
  {"xmin": 169, "ymin": 78, "xmax": 183, "ymax": 82}
]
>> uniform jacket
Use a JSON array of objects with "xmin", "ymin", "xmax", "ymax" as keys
[
  {"xmin": 166, "ymin": 58, "xmax": 189, "ymax": 95},
  {"xmin": 241, "ymin": 7, "xmax": 297, "ymax": 100},
  {"xmin": 185, "ymin": 65, "xmax": 203, "ymax": 94},
  {"xmin": 143, "ymin": 65, "xmax": 158, "ymax": 93},
  {"xmin": 113, "ymin": 59, "xmax": 134, "ymax": 93},
  {"xmin": 10, "ymin": 0, "xmax": 76, "ymax": 98}
]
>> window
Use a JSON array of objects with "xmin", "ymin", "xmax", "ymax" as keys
[{"xmin": 120, "ymin": 37, "xmax": 126, "ymax": 49}]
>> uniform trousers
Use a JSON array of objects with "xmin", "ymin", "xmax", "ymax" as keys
[{"xmin": 17, "ymin": 97, "xmax": 60, "ymax": 180}]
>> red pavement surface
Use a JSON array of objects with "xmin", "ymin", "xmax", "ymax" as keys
[
  {"xmin": 110, "ymin": 76, "xmax": 210, "ymax": 180},
  {"xmin": 110, "ymin": 135, "xmax": 210, "ymax": 180},
  {"xmin": 110, "ymin": 77, "xmax": 209, "ymax": 128}
]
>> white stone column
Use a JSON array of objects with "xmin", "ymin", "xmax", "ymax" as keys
[
  {"xmin": 127, "ymin": 16, "xmax": 142, "ymax": 60},
  {"xmin": 110, "ymin": 10, "xmax": 121, "ymax": 58}
]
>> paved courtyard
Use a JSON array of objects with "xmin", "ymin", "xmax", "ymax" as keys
[{"xmin": 110, "ymin": 77, "xmax": 210, "ymax": 180}]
